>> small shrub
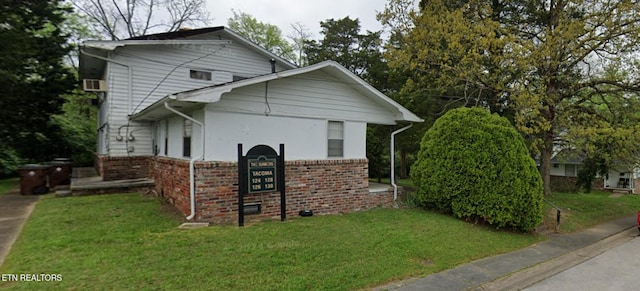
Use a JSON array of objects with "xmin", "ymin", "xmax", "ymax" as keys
[{"xmin": 411, "ymin": 107, "xmax": 543, "ymax": 232}]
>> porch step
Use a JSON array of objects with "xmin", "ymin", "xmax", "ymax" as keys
[
  {"xmin": 69, "ymin": 174, "xmax": 155, "ymax": 196},
  {"xmin": 612, "ymin": 189, "xmax": 632, "ymax": 194}
]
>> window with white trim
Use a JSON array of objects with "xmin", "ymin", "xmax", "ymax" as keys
[{"xmin": 328, "ymin": 121, "xmax": 344, "ymax": 157}]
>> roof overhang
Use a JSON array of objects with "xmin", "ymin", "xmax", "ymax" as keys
[
  {"xmin": 130, "ymin": 61, "xmax": 423, "ymax": 124},
  {"xmin": 79, "ymin": 26, "xmax": 297, "ymax": 80}
]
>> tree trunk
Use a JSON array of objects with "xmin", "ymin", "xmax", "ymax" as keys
[{"xmin": 540, "ymin": 133, "xmax": 554, "ymax": 196}]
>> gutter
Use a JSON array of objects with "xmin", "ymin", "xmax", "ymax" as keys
[
  {"xmin": 80, "ymin": 49, "xmax": 133, "ymax": 114},
  {"xmin": 390, "ymin": 124, "xmax": 413, "ymax": 201},
  {"xmin": 164, "ymin": 101, "xmax": 205, "ymax": 220}
]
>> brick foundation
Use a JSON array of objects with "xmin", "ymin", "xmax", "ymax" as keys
[
  {"xmin": 550, "ymin": 175, "xmax": 605, "ymax": 192},
  {"xmin": 150, "ymin": 157, "xmax": 393, "ymax": 224},
  {"xmin": 550, "ymin": 176, "xmax": 578, "ymax": 192},
  {"xmin": 96, "ymin": 155, "xmax": 151, "ymax": 181}
]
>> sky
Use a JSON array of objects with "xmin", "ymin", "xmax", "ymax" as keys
[{"xmin": 205, "ymin": 0, "xmax": 390, "ymax": 40}]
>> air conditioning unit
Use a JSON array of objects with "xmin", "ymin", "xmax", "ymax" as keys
[{"xmin": 83, "ymin": 79, "xmax": 107, "ymax": 92}]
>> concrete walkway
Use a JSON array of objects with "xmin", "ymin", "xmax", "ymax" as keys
[
  {"xmin": 0, "ymin": 189, "xmax": 39, "ymax": 267},
  {"xmin": 374, "ymin": 215, "xmax": 638, "ymax": 291}
]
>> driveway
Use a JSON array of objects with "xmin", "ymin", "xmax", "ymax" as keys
[{"xmin": 0, "ymin": 190, "xmax": 39, "ymax": 267}]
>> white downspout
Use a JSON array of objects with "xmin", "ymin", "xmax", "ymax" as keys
[
  {"xmin": 391, "ymin": 124, "xmax": 413, "ymax": 201},
  {"xmin": 80, "ymin": 49, "xmax": 133, "ymax": 114},
  {"xmin": 164, "ymin": 101, "xmax": 205, "ymax": 220}
]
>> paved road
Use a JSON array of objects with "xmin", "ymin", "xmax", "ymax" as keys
[{"xmin": 525, "ymin": 235, "xmax": 640, "ymax": 291}]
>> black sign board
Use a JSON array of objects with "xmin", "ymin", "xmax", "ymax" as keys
[
  {"xmin": 237, "ymin": 144, "xmax": 285, "ymax": 227},
  {"xmin": 248, "ymin": 156, "xmax": 277, "ymax": 193}
]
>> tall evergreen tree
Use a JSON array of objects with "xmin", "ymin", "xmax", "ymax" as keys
[{"xmin": 0, "ymin": 0, "xmax": 76, "ymax": 170}]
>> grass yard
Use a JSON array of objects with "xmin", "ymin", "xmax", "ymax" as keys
[
  {"xmin": 543, "ymin": 191, "xmax": 640, "ymax": 233},
  {"xmin": 0, "ymin": 193, "xmax": 542, "ymax": 290},
  {"xmin": 0, "ymin": 178, "xmax": 19, "ymax": 195}
]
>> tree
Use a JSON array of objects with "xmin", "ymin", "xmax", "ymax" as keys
[
  {"xmin": 411, "ymin": 107, "xmax": 543, "ymax": 232},
  {"xmin": 0, "ymin": 0, "xmax": 77, "ymax": 171},
  {"xmin": 304, "ymin": 17, "xmax": 384, "ymax": 82},
  {"xmin": 227, "ymin": 10, "xmax": 296, "ymax": 63},
  {"xmin": 51, "ymin": 90, "xmax": 98, "ymax": 166},
  {"xmin": 304, "ymin": 17, "xmax": 415, "ymax": 179},
  {"xmin": 71, "ymin": 0, "xmax": 210, "ymax": 40},
  {"xmin": 367, "ymin": 126, "xmax": 389, "ymax": 182},
  {"xmin": 386, "ymin": 0, "xmax": 640, "ymax": 195},
  {"xmin": 287, "ymin": 22, "xmax": 312, "ymax": 66}
]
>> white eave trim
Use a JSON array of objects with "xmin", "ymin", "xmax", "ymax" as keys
[{"xmin": 82, "ymin": 39, "xmax": 233, "ymax": 51}]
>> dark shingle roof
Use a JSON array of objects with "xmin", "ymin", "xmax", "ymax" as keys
[{"xmin": 125, "ymin": 27, "xmax": 224, "ymax": 40}]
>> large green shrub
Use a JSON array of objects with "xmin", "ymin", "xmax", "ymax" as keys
[{"xmin": 411, "ymin": 107, "xmax": 543, "ymax": 232}]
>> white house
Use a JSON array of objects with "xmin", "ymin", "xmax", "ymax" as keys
[
  {"xmin": 79, "ymin": 27, "xmax": 422, "ymax": 224},
  {"xmin": 549, "ymin": 150, "xmax": 640, "ymax": 193}
]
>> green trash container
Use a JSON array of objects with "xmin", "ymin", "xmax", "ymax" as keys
[{"xmin": 17, "ymin": 164, "xmax": 50, "ymax": 195}]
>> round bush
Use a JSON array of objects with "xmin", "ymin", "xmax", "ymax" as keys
[{"xmin": 410, "ymin": 107, "xmax": 543, "ymax": 232}]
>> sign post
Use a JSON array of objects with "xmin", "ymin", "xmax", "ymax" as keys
[{"xmin": 237, "ymin": 144, "xmax": 285, "ymax": 226}]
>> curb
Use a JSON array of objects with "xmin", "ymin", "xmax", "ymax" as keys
[{"xmin": 472, "ymin": 226, "xmax": 638, "ymax": 291}]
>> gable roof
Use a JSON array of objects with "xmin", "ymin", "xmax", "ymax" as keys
[
  {"xmin": 550, "ymin": 148, "xmax": 584, "ymax": 164},
  {"xmin": 79, "ymin": 26, "xmax": 297, "ymax": 79},
  {"xmin": 130, "ymin": 60, "xmax": 423, "ymax": 124}
]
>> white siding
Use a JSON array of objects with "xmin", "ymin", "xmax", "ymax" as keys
[
  {"xmin": 167, "ymin": 117, "xmax": 183, "ymax": 158},
  {"xmin": 550, "ymin": 163, "xmax": 565, "ymax": 176},
  {"xmin": 209, "ymin": 70, "xmax": 397, "ymax": 124},
  {"xmin": 343, "ymin": 121, "xmax": 366, "ymax": 159},
  {"xmin": 203, "ymin": 110, "xmax": 366, "ymax": 161},
  {"xmin": 190, "ymin": 110, "xmax": 205, "ymax": 159},
  {"xmin": 103, "ymin": 34, "xmax": 286, "ymax": 156},
  {"xmin": 604, "ymin": 168, "xmax": 634, "ymax": 189}
]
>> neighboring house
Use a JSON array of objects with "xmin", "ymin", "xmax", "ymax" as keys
[
  {"xmin": 79, "ymin": 27, "xmax": 422, "ymax": 224},
  {"xmin": 549, "ymin": 150, "xmax": 640, "ymax": 193}
]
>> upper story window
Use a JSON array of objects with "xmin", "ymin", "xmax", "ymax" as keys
[
  {"xmin": 189, "ymin": 69, "xmax": 212, "ymax": 81},
  {"xmin": 328, "ymin": 121, "xmax": 344, "ymax": 158}
]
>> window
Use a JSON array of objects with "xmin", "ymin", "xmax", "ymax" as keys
[
  {"xmin": 189, "ymin": 69, "xmax": 212, "ymax": 81},
  {"xmin": 565, "ymin": 164, "xmax": 576, "ymax": 177},
  {"xmin": 328, "ymin": 121, "xmax": 344, "ymax": 157},
  {"xmin": 164, "ymin": 120, "xmax": 168, "ymax": 155},
  {"xmin": 183, "ymin": 118, "xmax": 192, "ymax": 157}
]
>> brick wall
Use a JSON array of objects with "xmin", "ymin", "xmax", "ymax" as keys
[
  {"xmin": 150, "ymin": 157, "xmax": 192, "ymax": 216},
  {"xmin": 150, "ymin": 158, "xmax": 393, "ymax": 224},
  {"xmin": 96, "ymin": 155, "xmax": 151, "ymax": 181},
  {"xmin": 550, "ymin": 176, "xmax": 578, "ymax": 192},
  {"xmin": 550, "ymin": 175, "xmax": 604, "ymax": 192}
]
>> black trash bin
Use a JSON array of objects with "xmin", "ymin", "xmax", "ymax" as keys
[
  {"xmin": 17, "ymin": 164, "xmax": 50, "ymax": 195},
  {"xmin": 47, "ymin": 158, "xmax": 72, "ymax": 188}
]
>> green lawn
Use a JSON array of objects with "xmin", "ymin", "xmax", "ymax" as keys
[
  {"xmin": 0, "ymin": 194, "xmax": 542, "ymax": 290},
  {"xmin": 542, "ymin": 191, "xmax": 640, "ymax": 233},
  {"xmin": 0, "ymin": 178, "xmax": 19, "ymax": 195}
]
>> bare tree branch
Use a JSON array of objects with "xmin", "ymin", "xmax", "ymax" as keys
[{"xmin": 72, "ymin": 0, "xmax": 211, "ymax": 40}]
